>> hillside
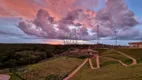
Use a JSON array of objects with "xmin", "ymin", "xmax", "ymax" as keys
[{"xmin": 11, "ymin": 57, "xmax": 83, "ymax": 80}]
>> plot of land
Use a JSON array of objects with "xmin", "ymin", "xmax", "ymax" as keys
[
  {"xmin": 117, "ymin": 49, "xmax": 142, "ymax": 63},
  {"xmin": 101, "ymin": 50, "xmax": 133, "ymax": 64},
  {"xmin": 15, "ymin": 57, "xmax": 83, "ymax": 80},
  {"xmin": 71, "ymin": 61, "xmax": 142, "ymax": 80},
  {"xmin": 70, "ymin": 49, "xmax": 142, "ymax": 80}
]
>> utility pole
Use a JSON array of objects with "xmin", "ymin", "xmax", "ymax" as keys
[
  {"xmin": 97, "ymin": 25, "xmax": 99, "ymax": 44},
  {"xmin": 114, "ymin": 31, "xmax": 117, "ymax": 46},
  {"xmin": 75, "ymin": 28, "xmax": 78, "ymax": 44}
]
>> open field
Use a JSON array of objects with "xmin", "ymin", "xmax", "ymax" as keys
[
  {"xmin": 14, "ymin": 57, "xmax": 83, "ymax": 80},
  {"xmin": 101, "ymin": 50, "xmax": 133, "ymax": 65},
  {"xmin": 117, "ymin": 49, "xmax": 142, "ymax": 63},
  {"xmin": 101, "ymin": 50, "xmax": 129, "ymax": 60},
  {"xmin": 70, "ymin": 48, "xmax": 142, "ymax": 80},
  {"xmin": 71, "ymin": 62, "xmax": 142, "ymax": 80}
]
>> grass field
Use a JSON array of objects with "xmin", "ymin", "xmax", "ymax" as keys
[
  {"xmin": 91, "ymin": 58, "xmax": 97, "ymax": 67},
  {"xmin": 95, "ymin": 48, "xmax": 109, "ymax": 54},
  {"xmin": 9, "ymin": 73, "xmax": 22, "ymax": 80},
  {"xmin": 101, "ymin": 50, "xmax": 133, "ymax": 64},
  {"xmin": 71, "ymin": 59, "xmax": 142, "ymax": 80},
  {"xmin": 117, "ymin": 49, "xmax": 142, "ymax": 63},
  {"xmin": 99, "ymin": 57, "xmax": 119, "ymax": 67},
  {"xmin": 71, "ymin": 49, "xmax": 142, "ymax": 80},
  {"xmin": 15, "ymin": 57, "xmax": 83, "ymax": 80}
]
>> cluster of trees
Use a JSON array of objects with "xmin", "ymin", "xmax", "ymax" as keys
[
  {"xmin": 0, "ymin": 44, "xmax": 89, "ymax": 68},
  {"xmin": 0, "ymin": 44, "xmax": 69, "ymax": 69}
]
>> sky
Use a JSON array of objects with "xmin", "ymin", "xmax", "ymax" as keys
[{"xmin": 0, "ymin": 0, "xmax": 142, "ymax": 45}]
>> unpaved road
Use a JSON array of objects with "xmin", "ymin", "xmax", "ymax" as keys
[
  {"xmin": 0, "ymin": 74, "xmax": 10, "ymax": 80},
  {"xmin": 63, "ymin": 58, "xmax": 89, "ymax": 80},
  {"xmin": 116, "ymin": 51, "xmax": 137, "ymax": 65},
  {"xmin": 89, "ymin": 59, "xmax": 95, "ymax": 69}
]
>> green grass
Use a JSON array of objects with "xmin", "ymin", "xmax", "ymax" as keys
[
  {"xmin": 117, "ymin": 49, "xmax": 142, "ymax": 63},
  {"xmin": 99, "ymin": 57, "xmax": 119, "ymax": 67},
  {"xmin": 95, "ymin": 48, "xmax": 109, "ymax": 54},
  {"xmin": 91, "ymin": 58, "xmax": 97, "ymax": 67},
  {"xmin": 15, "ymin": 57, "xmax": 83, "ymax": 80},
  {"xmin": 9, "ymin": 73, "xmax": 22, "ymax": 80},
  {"xmin": 71, "ymin": 49, "xmax": 142, "ymax": 80},
  {"xmin": 71, "ymin": 61, "xmax": 142, "ymax": 80},
  {"xmin": 101, "ymin": 50, "xmax": 131, "ymax": 61}
]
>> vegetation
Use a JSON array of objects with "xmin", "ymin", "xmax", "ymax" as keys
[
  {"xmin": 71, "ymin": 57, "xmax": 142, "ymax": 80},
  {"xmin": 117, "ymin": 49, "xmax": 142, "ymax": 63},
  {"xmin": 0, "ymin": 44, "xmax": 77, "ymax": 69},
  {"xmin": 0, "ymin": 44, "xmax": 142, "ymax": 80},
  {"xmin": 14, "ymin": 57, "xmax": 83, "ymax": 80},
  {"xmin": 95, "ymin": 48, "xmax": 109, "ymax": 54},
  {"xmin": 9, "ymin": 73, "xmax": 23, "ymax": 80},
  {"xmin": 101, "ymin": 50, "xmax": 133, "ymax": 64}
]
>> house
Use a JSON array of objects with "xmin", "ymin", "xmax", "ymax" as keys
[{"xmin": 129, "ymin": 42, "xmax": 142, "ymax": 48}]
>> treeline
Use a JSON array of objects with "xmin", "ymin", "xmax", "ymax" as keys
[{"xmin": 0, "ymin": 44, "xmax": 76, "ymax": 69}]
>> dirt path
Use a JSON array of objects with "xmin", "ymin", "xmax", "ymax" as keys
[
  {"xmin": 96, "ymin": 55, "xmax": 100, "ymax": 68},
  {"xmin": 64, "ymin": 49, "xmax": 101, "ymax": 80},
  {"xmin": 89, "ymin": 56, "xmax": 100, "ymax": 69},
  {"xmin": 89, "ymin": 59, "xmax": 95, "ymax": 69},
  {"xmin": 63, "ymin": 58, "xmax": 89, "ymax": 80},
  {"xmin": 101, "ymin": 50, "xmax": 137, "ymax": 67},
  {"xmin": 116, "ymin": 51, "xmax": 137, "ymax": 65},
  {"xmin": 0, "ymin": 74, "xmax": 10, "ymax": 80}
]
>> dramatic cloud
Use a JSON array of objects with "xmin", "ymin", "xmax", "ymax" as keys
[
  {"xmin": 91, "ymin": 0, "xmax": 140, "ymax": 39},
  {"xmin": 7, "ymin": 0, "xmax": 141, "ymax": 40},
  {"xmin": 18, "ymin": 9, "xmax": 93, "ymax": 40}
]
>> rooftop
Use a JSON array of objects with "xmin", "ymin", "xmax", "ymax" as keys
[{"xmin": 129, "ymin": 42, "xmax": 142, "ymax": 44}]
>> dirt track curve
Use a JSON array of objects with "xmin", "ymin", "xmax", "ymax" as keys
[
  {"xmin": 63, "ymin": 58, "xmax": 88, "ymax": 80},
  {"xmin": 116, "ymin": 51, "xmax": 137, "ymax": 65}
]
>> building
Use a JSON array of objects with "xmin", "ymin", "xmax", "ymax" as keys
[{"xmin": 129, "ymin": 42, "xmax": 142, "ymax": 48}]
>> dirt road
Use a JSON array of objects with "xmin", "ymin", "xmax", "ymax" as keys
[
  {"xmin": 89, "ymin": 59, "xmax": 95, "ymax": 69},
  {"xmin": 116, "ymin": 51, "xmax": 137, "ymax": 65},
  {"xmin": 63, "ymin": 58, "xmax": 88, "ymax": 80},
  {"xmin": 0, "ymin": 74, "xmax": 10, "ymax": 80}
]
